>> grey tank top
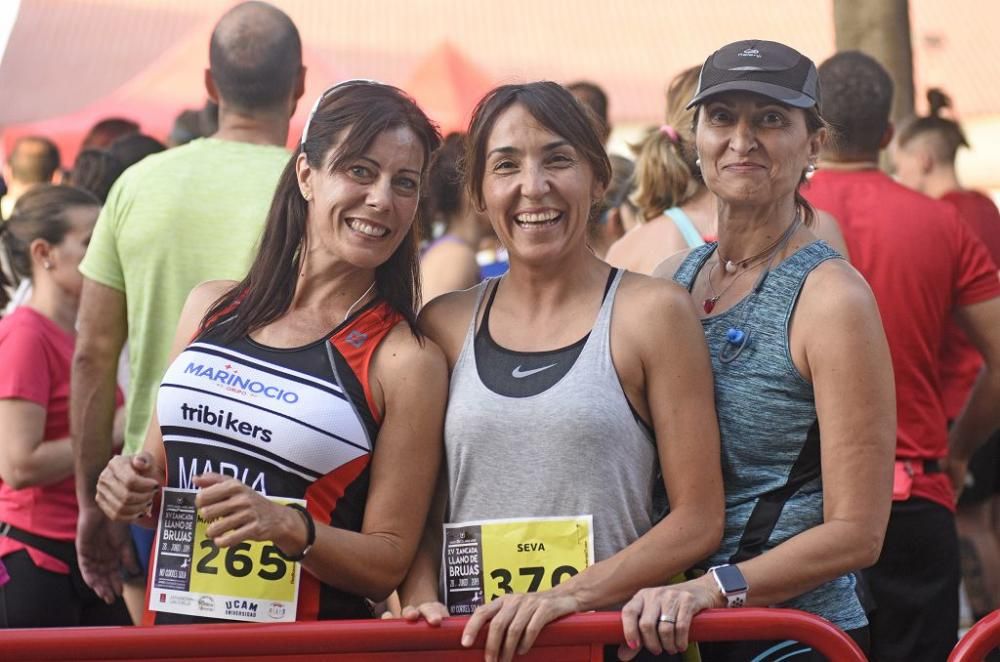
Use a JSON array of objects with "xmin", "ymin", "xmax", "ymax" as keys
[
  {"xmin": 673, "ymin": 240, "xmax": 867, "ymax": 630},
  {"xmin": 444, "ymin": 269, "xmax": 656, "ymax": 564}
]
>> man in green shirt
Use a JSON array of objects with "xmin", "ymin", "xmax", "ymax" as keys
[{"xmin": 71, "ymin": 1, "xmax": 305, "ymax": 619}]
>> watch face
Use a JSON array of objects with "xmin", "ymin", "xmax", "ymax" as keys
[{"xmin": 714, "ymin": 565, "xmax": 748, "ymax": 593}]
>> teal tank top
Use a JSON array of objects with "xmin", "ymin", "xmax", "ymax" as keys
[{"xmin": 673, "ymin": 240, "xmax": 867, "ymax": 630}]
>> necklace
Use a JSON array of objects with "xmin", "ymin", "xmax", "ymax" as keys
[
  {"xmin": 703, "ymin": 216, "xmax": 801, "ymax": 314},
  {"xmin": 702, "ymin": 255, "xmax": 766, "ymax": 314},
  {"xmin": 343, "ymin": 281, "xmax": 377, "ymax": 322},
  {"xmin": 716, "ymin": 219, "xmax": 799, "ymax": 274},
  {"xmin": 717, "ymin": 213, "xmax": 803, "ymax": 364}
]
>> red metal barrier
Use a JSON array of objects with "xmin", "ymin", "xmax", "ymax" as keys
[
  {"xmin": 950, "ymin": 610, "xmax": 1000, "ymax": 662},
  {"xmin": 0, "ymin": 609, "xmax": 866, "ymax": 661}
]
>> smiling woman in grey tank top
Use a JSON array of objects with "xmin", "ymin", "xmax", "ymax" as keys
[{"xmin": 397, "ymin": 82, "xmax": 723, "ymax": 661}]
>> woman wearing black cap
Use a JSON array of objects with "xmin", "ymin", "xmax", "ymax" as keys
[{"xmin": 618, "ymin": 40, "xmax": 895, "ymax": 660}]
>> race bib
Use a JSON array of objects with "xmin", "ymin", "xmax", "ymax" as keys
[
  {"xmin": 149, "ymin": 487, "xmax": 304, "ymax": 623},
  {"xmin": 443, "ymin": 515, "xmax": 594, "ymax": 616}
]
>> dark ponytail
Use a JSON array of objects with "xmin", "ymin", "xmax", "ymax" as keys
[
  {"xmin": 0, "ymin": 185, "xmax": 100, "ymax": 311},
  {"xmin": 896, "ymin": 88, "xmax": 969, "ymax": 164}
]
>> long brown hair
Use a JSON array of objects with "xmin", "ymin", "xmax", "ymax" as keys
[{"xmin": 202, "ymin": 82, "xmax": 441, "ymax": 341}]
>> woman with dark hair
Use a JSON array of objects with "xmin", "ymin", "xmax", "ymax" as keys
[
  {"xmin": 420, "ymin": 132, "xmax": 493, "ymax": 302},
  {"xmin": 619, "ymin": 41, "xmax": 894, "ymax": 660},
  {"xmin": 399, "ymin": 81, "xmax": 723, "ymax": 661},
  {"xmin": 94, "ymin": 81, "xmax": 448, "ymax": 625},
  {"xmin": 0, "ymin": 185, "xmax": 130, "ymax": 627}
]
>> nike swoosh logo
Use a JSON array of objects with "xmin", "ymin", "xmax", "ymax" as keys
[{"xmin": 511, "ymin": 363, "xmax": 558, "ymax": 379}]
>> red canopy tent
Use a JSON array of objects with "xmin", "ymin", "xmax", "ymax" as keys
[
  {"xmin": 405, "ymin": 42, "xmax": 494, "ymax": 137},
  {"xmin": 2, "ymin": 16, "xmax": 345, "ymax": 165}
]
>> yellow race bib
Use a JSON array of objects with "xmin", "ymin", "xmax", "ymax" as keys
[
  {"xmin": 443, "ymin": 515, "xmax": 593, "ymax": 616},
  {"xmin": 149, "ymin": 487, "xmax": 303, "ymax": 622}
]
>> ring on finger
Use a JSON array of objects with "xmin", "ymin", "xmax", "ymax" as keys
[{"xmin": 658, "ymin": 614, "xmax": 676, "ymax": 624}]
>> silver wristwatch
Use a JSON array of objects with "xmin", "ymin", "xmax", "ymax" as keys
[{"xmin": 709, "ymin": 564, "xmax": 748, "ymax": 608}]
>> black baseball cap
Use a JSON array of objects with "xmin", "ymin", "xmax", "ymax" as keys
[{"xmin": 686, "ymin": 39, "xmax": 820, "ymax": 110}]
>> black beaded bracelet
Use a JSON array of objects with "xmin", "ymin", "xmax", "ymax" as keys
[{"xmin": 280, "ymin": 503, "xmax": 315, "ymax": 562}]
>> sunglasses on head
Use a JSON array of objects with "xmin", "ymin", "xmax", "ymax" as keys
[{"xmin": 300, "ymin": 78, "xmax": 385, "ymax": 147}]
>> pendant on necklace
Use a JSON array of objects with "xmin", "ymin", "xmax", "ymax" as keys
[
  {"xmin": 724, "ymin": 260, "xmax": 738, "ymax": 274},
  {"xmin": 703, "ymin": 296, "xmax": 720, "ymax": 314}
]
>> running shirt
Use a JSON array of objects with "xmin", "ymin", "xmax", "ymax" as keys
[
  {"xmin": 0, "ymin": 308, "xmax": 123, "ymax": 574},
  {"xmin": 445, "ymin": 269, "xmax": 657, "ymax": 566},
  {"xmin": 674, "ymin": 240, "xmax": 867, "ymax": 630},
  {"xmin": 938, "ymin": 190, "xmax": 1000, "ymax": 420},
  {"xmin": 143, "ymin": 299, "xmax": 402, "ymax": 624},
  {"xmin": 804, "ymin": 171, "xmax": 1000, "ymax": 510}
]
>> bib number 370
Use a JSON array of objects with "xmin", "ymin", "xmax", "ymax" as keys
[
  {"xmin": 443, "ymin": 515, "xmax": 594, "ymax": 616},
  {"xmin": 489, "ymin": 564, "xmax": 579, "ymax": 600}
]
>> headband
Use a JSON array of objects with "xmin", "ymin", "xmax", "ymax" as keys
[{"xmin": 300, "ymin": 78, "xmax": 384, "ymax": 147}]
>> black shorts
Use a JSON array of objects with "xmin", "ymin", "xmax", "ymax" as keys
[
  {"xmin": 865, "ymin": 497, "xmax": 960, "ymax": 661},
  {"xmin": 0, "ymin": 550, "xmax": 130, "ymax": 628},
  {"xmin": 958, "ymin": 429, "xmax": 1000, "ymax": 506}
]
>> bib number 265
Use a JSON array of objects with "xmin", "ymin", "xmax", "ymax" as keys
[{"xmin": 195, "ymin": 540, "xmax": 289, "ymax": 581}]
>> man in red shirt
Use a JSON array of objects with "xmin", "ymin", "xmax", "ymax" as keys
[
  {"xmin": 803, "ymin": 51, "xmax": 1000, "ymax": 661},
  {"xmin": 892, "ymin": 90, "xmax": 1000, "ymax": 622}
]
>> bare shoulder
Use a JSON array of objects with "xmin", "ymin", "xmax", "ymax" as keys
[
  {"xmin": 651, "ymin": 247, "xmax": 696, "ymax": 281},
  {"xmin": 417, "ymin": 285, "xmax": 484, "ymax": 363},
  {"xmin": 614, "ymin": 270, "xmax": 700, "ymax": 336},
  {"xmin": 179, "ymin": 280, "xmax": 238, "ymax": 328},
  {"xmin": 813, "ymin": 210, "xmax": 850, "ymax": 261},
  {"xmin": 186, "ymin": 280, "xmax": 237, "ymax": 312},
  {"xmin": 798, "ymin": 259, "xmax": 878, "ymax": 325},
  {"xmin": 607, "ymin": 218, "xmax": 686, "ymax": 273},
  {"xmin": 423, "ymin": 239, "xmax": 476, "ymax": 265},
  {"xmin": 605, "ymin": 225, "xmax": 646, "ymax": 269},
  {"xmin": 374, "ymin": 322, "xmax": 448, "ymax": 384}
]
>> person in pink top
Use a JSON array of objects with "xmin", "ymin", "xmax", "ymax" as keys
[
  {"xmin": 892, "ymin": 88, "xmax": 1000, "ymax": 622},
  {"xmin": 0, "ymin": 185, "xmax": 128, "ymax": 627}
]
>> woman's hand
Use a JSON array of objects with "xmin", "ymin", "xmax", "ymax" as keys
[
  {"xmin": 617, "ymin": 576, "xmax": 722, "ymax": 659},
  {"xmin": 95, "ymin": 451, "xmax": 162, "ymax": 521},
  {"xmin": 461, "ymin": 590, "xmax": 580, "ymax": 662},
  {"xmin": 193, "ymin": 473, "xmax": 306, "ymax": 554},
  {"xmin": 400, "ymin": 601, "xmax": 450, "ymax": 626}
]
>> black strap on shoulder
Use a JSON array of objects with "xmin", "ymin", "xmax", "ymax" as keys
[
  {"xmin": 0, "ymin": 521, "xmax": 77, "ymax": 567},
  {"xmin": 476, "ymin": 279, "xmax": 502, "ymax": 340},
  {"xmin": 729, "ymin": 419, "xmax": 822, "ymax": 563}
]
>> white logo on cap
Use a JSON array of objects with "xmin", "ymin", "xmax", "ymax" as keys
[{"xmin": 739, "ymin": 48, "xmax": 761, "ymax": 58}]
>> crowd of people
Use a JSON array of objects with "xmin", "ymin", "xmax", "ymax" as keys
[{"xmin": 1, "ymin": 2, "xmax": 999, "ymax": 662}]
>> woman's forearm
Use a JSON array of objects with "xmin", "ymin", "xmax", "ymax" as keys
[
  {"xmin": 556, "ymin": 505, "xmax": 723, "ymax": 612},
  {"xmin": 298, "ymin": 524, "xmax": 418, "ymax": 603},
  {"xmin": 734, "ymin": 518, "xmax": 882, "ymax": 607},
  {"xmin": 398, "ymin": 520, "xmax": 444, "ymax": 606},
  {"xmin": 1, "ymin": 436, "xmax": 74, "ymax": 489}
]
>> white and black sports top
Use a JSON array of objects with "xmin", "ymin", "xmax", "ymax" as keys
[{"xmin": 151, "ymin": 299, "xmax": 403, "ymax": 623}]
